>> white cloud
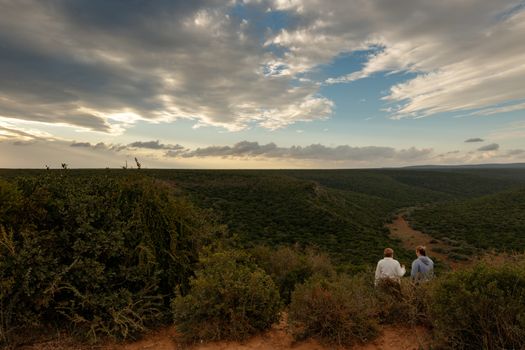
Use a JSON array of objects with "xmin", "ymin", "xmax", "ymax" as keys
[
  {"xmin": 266, "ymin": 0, "xmax": 525, "ymax": 119},
  {"xmin": 0, "ymin": 1, "xmax": 333, "ymax": 133}
]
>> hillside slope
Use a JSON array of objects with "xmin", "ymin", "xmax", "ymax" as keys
[
  {"xmin": 409, "ymin": 187, "xmax": 525, "ymax": 251},
  {"xmin": 165, "ymin": 171, "xmax": 404, "ymax": 266}
]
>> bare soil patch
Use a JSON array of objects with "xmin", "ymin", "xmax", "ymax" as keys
[
  {"xmin": 21, "ymin": 320, "xmax": 431, "ymax": 350},
  {"xmin": 386, "ymin": 213, "xmax": 464, "ymax": 269},
  {"xmin": 105, "ymin": 321, "xmax": 430, "ymax": 350}
]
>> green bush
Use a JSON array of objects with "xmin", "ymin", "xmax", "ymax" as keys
[
  {"xmin": 250, "ymin": 245, "xmax": 334, "ymax": 303},
  {"xmin": 288, "ymin": 274, "xmax": 379, "ymax": 346},
  {"xmin": 0, "ymin": 174, "xmax": 219, "ymax": 345},
  {"xmin": 172, "ymin": 249, "xmax": 281, "ymax": 342},
  {"xmin": 430, "ymin": 260, "xmax": 525, "ymax": 349}
]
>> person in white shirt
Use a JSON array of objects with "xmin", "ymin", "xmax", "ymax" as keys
[{"xmin": 375, "ymin": 247, "xmax": 406, "ymax": 285}]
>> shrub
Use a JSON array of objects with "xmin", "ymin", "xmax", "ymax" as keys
[
  {"xmin": 288, "ymin": 274, "xmax": 379, "ymax": 346},
  {"xmin": 0, "ymin": 174, "xmax": 219, "ymax": 345},
  {"xmin": 374, "ymin": 278, "xmax": 431, "ymax": 327},
  {"xmin": 172, "ymin": 249, "xmax": 281, "ymax": 342},
  {"xmin": 430, "ymin": 260, "xmax": 525, "ymax": 349},
  {"xmin": 250, "ymin": 245, "xmax": 334, "ymax": 303}
]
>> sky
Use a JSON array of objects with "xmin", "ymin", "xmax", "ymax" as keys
[{"xmin": 0, "ymin": 0, "xmax": 524, "ymax": 169}]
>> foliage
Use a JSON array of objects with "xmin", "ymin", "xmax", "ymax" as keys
[
  {"xmin": 153, "ymin": 170, "xmax": 411, "ymax": 266},
  {"xmin": 383, "ymin": 169, "xmax": 523, "ymax": 198},
  {"xmin": 429, "ymin": 259, "xmax": 525, "ymax": 350},
  {"xmin": 410, "ymin": 188, "xmax": 525, "ymax": 252},
  {"xmin": 0, "ymin": 173, "xmax": 220, "ymax": 345},
  {"xmin": 250, "ymin": 245, "xmax": 335, "ymax": 303},
  {"xmin": 1, "ymin": 168, "xmax": 525, "ymax": 347},
  {"xmin": 288, "ymin": 274, "xmax": 379, "ymax": 346},
  {"xmin": 172, "ymin": 249, "xmax": 281, "ymax": 342},
  {"xmin": 374, "ymin": 278, "xmax": 431, "ymax": 327}
]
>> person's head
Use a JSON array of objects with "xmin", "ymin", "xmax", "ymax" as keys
[
  {"xmin": 416, "ymin": 245, "xmax": 426, "ymax": 257},
  {"xmin": 384, "ymin": 247, "xmax": 394, "ymax": 258}
]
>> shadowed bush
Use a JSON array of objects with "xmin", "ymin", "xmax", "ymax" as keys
[
  {"xmin": 288, "ymin": 274, "xmax": 379, "ymax": 346},
  {"xmin": 429, "ymin": 258, "xmax": 525, "ymax": 350},
  {"xmin": 250, "ymin": 245, "xmax": 335, "ymax": 304},
  {"xmin": 374, "ymin": 278, "xmax": 431, "ymax": 327},
  {"xmin": 172, "ymin": 249, "xmax": 281, "ymax": 342},
  {"xmin": 0, "ymin": 173, "xmax": 220, "ymax": 345}
]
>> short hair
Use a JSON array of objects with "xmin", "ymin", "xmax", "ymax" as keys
[
  {"xmin": 416, "ymin": 246, "xmax": 426, "ymax": 256},
  {"xmin": 384, "ymin": 248, "xmax": 394, "ymax": 257}
]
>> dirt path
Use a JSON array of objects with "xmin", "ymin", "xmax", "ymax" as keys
[
  {"xmin": 24, "ymin": 319, "xmax": 431, "ymax": 350},
  {"xmin": 102, "ymin": 322, "xmax": 431, "ymax": 350},
  {"xmin": 386, "ymin": 212, "xmax": 464, "ymax": 269}
]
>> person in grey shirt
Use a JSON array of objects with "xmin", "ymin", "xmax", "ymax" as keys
[{"xmin": 411, "ymin": 246, "xmax": 434, "ymax": 282}]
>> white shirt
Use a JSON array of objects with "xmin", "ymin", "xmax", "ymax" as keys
[{"xmin": 375, "ymin": 257, "xmax": 406, "ymax": 284}]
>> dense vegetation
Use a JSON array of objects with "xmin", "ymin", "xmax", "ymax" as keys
[
  {"xmin": 172, "ymin": 249, "xmax": 281, "ymax": 341},
  {"xmin": 288, "ymin": 256, "xmax": 525, "ymax": 349},
  {"xmin": 0, "ymin": 173, "xmax": 222, "ymax": 344},
  {"xmin": 429, "ymin": 258, "xmax": 525, "ymax": 349},
  {"xmin": 165, "ymin": 171, "xmax": 406, "ymax": 268},
  {"xmin": 0, "ymin": 167, "xmax": 524, "ymax": 348},
  {"xmin": 409, "ymin": 187, "xmax": 525, "ymax": 252}
]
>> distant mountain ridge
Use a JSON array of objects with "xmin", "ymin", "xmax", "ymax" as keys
[{"xmin": 401, "ymin": 162, "xmax": 525, "ymax": 169}]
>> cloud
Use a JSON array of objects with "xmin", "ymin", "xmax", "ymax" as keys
[
  {"xmin": 172, "ymin": 140, "xmax": 433, "ymax": 161},
  {"xmin": 73, "ymin": 139, "xmax": 428, "ymax": 163},
  {"xmin": 68, "ymin": 140, "xmax": 186, "ymax": 154},
  {"xmin": 70, "ymin": 142, "xmax": 92, "ymax": 148},
  {"xmin": 266, "ymin": 0, "xmax": 525, "ymax": 119},
  {"xmin": 477, "ymin": 143, "xmax": 500, "ymax": 151},
  {"xmin": 466, "ymin": 101, "xmax": 525, "ymax": 117},
  {"xmin": 2, "ymin": 0, "xmax": 523, "ymax": 136},
  {"xmin": 6, "ymin": 136, "xmax": 524, "ymax": 168},
  {"xmin": 128, "ymin": 140, "xmax": 184, "ymax": 151},
  {"xmin": 465, "ymin": 138, "xmax": 484, "ymax": 143},
  {"xmin": 506, "ymin": 149, "xmax": 525, "ymax": 156},
  {"xmin": 0, "ymin": 120, "xmax": 56, "ymax": 141},
  {"xmin": 0, "ymin": 1, "xmax": 333, "ymax": 132}
]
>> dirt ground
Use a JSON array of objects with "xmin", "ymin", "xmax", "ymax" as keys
[
  {"xmin": 386, "ymin": 213, "xmax": 464, "ymax": 269},
  {"xmin": 107, "ymin": 321, "xmax": 431, "ymax": 350},
  {"xmin": 22, "ymin": 319, "xmax": 431, "ymax": 350}
]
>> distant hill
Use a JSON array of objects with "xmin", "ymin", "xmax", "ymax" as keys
[
  {"xmin": 409, "ymin": 187, "xmax": 525, "ymax": 252},
  {"xmin": 402, "ymin": 162, "xmax": 525, "ymax": 169}
]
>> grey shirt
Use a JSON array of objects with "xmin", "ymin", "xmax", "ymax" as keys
[{"xmin": 411, "ymin": 256, "xmax": 434, "ymax": 282}]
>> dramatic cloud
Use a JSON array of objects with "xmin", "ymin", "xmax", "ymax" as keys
[
  {"xmin": 5, "ymin": 136, "xmax": 524, "ymax": 168},
  {"xmin": 172, "ymin": 141, "xmax": 433, "ymax": 161},
  {"xmin": 0, "ymin": 120, "xmax": 56, "ymax": 141},
  {"xmin": 477, "ymin": 143, "xmax": 500, "ymax": 151},
  {"xmin": 0, "ymin": 1, "xmax": 332, "ymax": 133},
  {"xmin": 69, "ymin": 140, "xmax": 185, "ymax": 153},
  {"xmin": 63, "ymin": 139, "xmax": 433, "ymax": 162},
  {"xmin": 128, "ymin": 140, "xmax": 184, "ymax": 151},
  {"xmin": 2, "ymin": 0, "xmax": 523, "ymax": 135},
  {"xmin": 266, "ymin": 0, "xmax": 525, "ymax": 118},
  {"xmin": 465, "ymin": 138, "xmax": 484, "ymax": 143}
]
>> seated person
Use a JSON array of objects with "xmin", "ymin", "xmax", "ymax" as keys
[
  {"xmin": 375, "ymin": 247, "xmax": 406, "ymax": 285},
  {"xmin": 411, "ymin": 245, "xmax": 434, "ymax": 282}
]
